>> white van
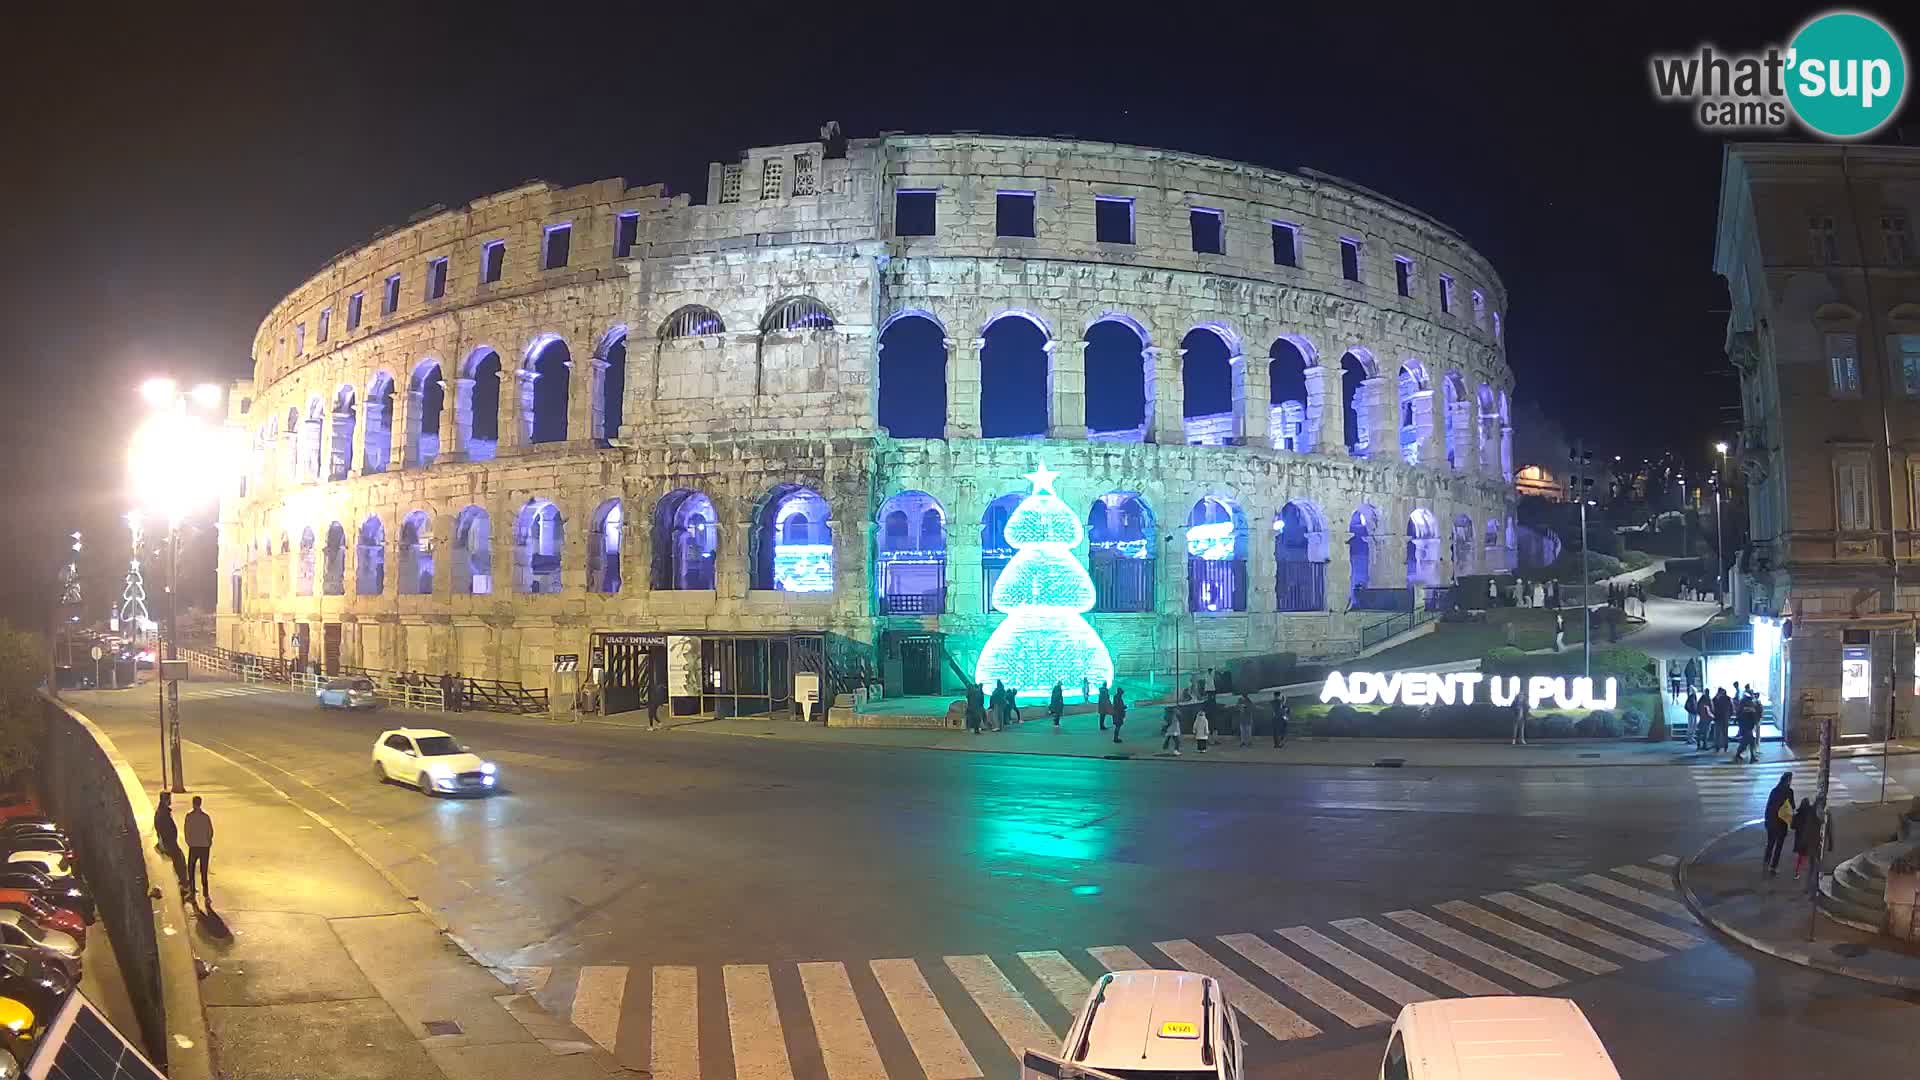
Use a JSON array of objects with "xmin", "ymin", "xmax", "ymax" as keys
[
  {"xmin": 1056, "ymin": 970, "xmax": 1244, "ymax": 1080},
  {"xmin": 1380, "ymin": 997, "xmax": 1621, "ymax": 1080}
]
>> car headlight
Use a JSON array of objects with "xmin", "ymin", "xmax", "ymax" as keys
[
  {"xmin": 426, "ymin": 762, "xmax": 454, "ymax": 778},
  {"xmin": 480, "ymin": 762, "xmax": 496, "ymax": 775}
]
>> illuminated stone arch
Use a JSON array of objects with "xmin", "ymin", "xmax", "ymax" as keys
[
  {"xmin": 877, "ymin": 310, "xmax": 948, "ymax": 439},
  {"xmin": 1181, "ymin": 323, "xmax": 1243, "ymax": 446},
  {"xmin": 980, "ymin": 490, "xmax": 1028, "ymax": 611},
  {"xmin": 514, "ymin": 498, "xmax": 564, "ymax": 594},
  {"xmin": 524, "ymin": 333, "xmax": 571, "ymax": 445},
  {"xmin": 408, "ymin": 357, "xmax": 445, "ymax": 467},
  {"xmin": 652, "ymin": 489, "xmax": 718, "ymax": 591},
  {"xmin": 1405, "ymin": 508, "xmax": 1441, "ymax": 586},
  {"xmin": 1347, "ymin": 503, "xmax": 1381, "ymax": 595},
  {"xmin": 327, "ymin": 384, "xmax": 358, "ymax": 481},
  {"xmin": 1185, "ymin": 494, "xmax": 1248, "ymax": 612},
  {"xmin": 460, "ymin": 346, "xmax": 503, "ymax": 461},
  {"xmin": 1083, "ymin": 313, "xmax": 1151, "ymax": 441},
  {"xmin": 1268, "ymin": 335, "xmax": 1316, "ymax": 452},
  {"xmin": 593, "ymin": 326, "xmax": 628, "ymax": 444},
  {"xmin": 1396, "ymin": 360, "xmax": 1432, "ymax": 466},
  {"xmin": 452, "ymin": 506, "xmax": 492, "ymax": 594},
  {"xmin": 587, "ymin": 498, "xmax": 624, "ymax": 594},
  {"xmin": 1087, "ymin": 491, "xmax": 1156, "ymax": 612},
  {"xmin": 398, "ymin": 510, "xmax": 433, "ymax": 595},
  {"xmin": 1442, "ymin": 371, "xmax": 1469, "ymax": 471},
  {"xmin": 1274, "ymin": 500, "xmax": 1330, "ymax": 612},
  {"xmin": 1340, "ymin": 347, "xmax": 1381, "ymax": 457},
  {"xmin": 356, "ymin": 515, "xmax": 386, "ymax": 595},
  {"xmin": 752, "ymin": 485, "xmax": 833, "ymax": 593},
  {"xmin": 660, "ymin": 304, "xmax": 725, "ymax": 339},
  {"xmin": 362, "ymin": 370, "xmax": 396, "ymax": 475},
  {"xmin": 322, "ymin": 522, "xmax": 346, "ymax": 595},
  {"xmin": 875, "ymin": 490, "xmax": 946, "ymax": 614},
  {"xmin": 980, "ymin": 310, "xmax": 1052, "ymax": 438}
]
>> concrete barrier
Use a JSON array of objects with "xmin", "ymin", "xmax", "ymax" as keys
[{"xmin": 38, "ymin": 694, "xmax": 211, "ymax": 1078}]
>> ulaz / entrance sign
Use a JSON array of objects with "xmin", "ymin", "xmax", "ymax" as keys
[{"xmin": 1320, "ymin": 671, "xmax": 1619, "ymax": 711}]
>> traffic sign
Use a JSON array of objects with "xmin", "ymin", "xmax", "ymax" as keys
[
  {"xmin": 90, "ymin": 646, "xmax": 104, "ymax": 661},
  {"xmin": 553, "ymin": 653, "xmax": 580, "ymax": 673}
]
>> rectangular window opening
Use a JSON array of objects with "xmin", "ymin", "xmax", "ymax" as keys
[
  {"xmin": 997, "ymin": 191, "xmax": 1036, "ymax": 237},
  {"xmin": 1189, "ymin": 208, "xmax": 1224, "ymax": 255},
  {"xmin": 1471, "ymin": 289, "xmax": 1487, "ymax": 325},
  {"xmin": 1095, "ymin": 196, "xmax": 1134, "ymax": 245},
  {"xmin": 614, "ymin": 212, "xmax": 640, "ymax": 258},
  {"xmin": 1827, "ymin": 332, "xmax": 1862, "ymax": 397},
  {"xmin": 294, "ymin": 323, "xmax": 306, "ymax": 355},
  {"xmin": 1886, "ymin": 215, "xmax": 1913, "ymax": 266},
  {"xmin": 1810, "ymin": 215, "xmax": 1838, "ymax": 265},
  {"xmin": 895, "ymin": 190, "xmax": 937, "ymax": 237},
  {"xmin": 760, "ymin": 159, "xmax": 785, "ymax": 200},
  {"xmin": 1438, "ymin": 274, "xmax": 1454, "ymax": 313},
  {"xmin": 1393, "ymin": 256, "xmax": 1413, "ymax": 297},
  {"xmin": 542, "ymin": 224, "xmax": 571, "ymax": 270},
  {"xmin": 1271, "ymin": 221, "xmax": 1298, "ymax": 267},
  {"xmin": 426, "ymin": 257, "xmax": 448, "ymax": 301},
  {"xmin": 1899, "ymin": 334, "xmax": 1920, "ymax": 397},
  {"xmin": 317, "ymin": 307, "xmax": 331, "ymax": 344},
  {"xmin": 346, "ymin": 292, "xmax": 363, "ymax": 331},
  {"xmin": 481, "ymin": 240, "xmax": 505, "ymax": 284},
  {"xmin": 382, "ymin": 274, "xmax": 401, "ymax": 315},
  {"xmin": 1339, "ymin": 237, "xmax": 1361, "ymax": 282}
]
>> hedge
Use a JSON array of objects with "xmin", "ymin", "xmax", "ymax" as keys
[
  {"xmin": 1479, "ymin": 646, "xmax": 1661, "ymax": 690},
  {"xmin": 1313, "ymin": 702, "xmax": 1646, "ymax": 739}
]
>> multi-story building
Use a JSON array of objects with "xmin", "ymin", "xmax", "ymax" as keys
[
  {"xmin": 215, "ymin": 131, "xmax": 1517, "ymax": 717},
  {"xmin": 1715, "ymin": 142, "xmax": 1920, "ymax": 744}
]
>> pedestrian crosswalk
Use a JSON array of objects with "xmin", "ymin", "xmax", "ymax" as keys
[
  {"xmin": 1689, "ymin": 758, "xmax": 1913, "ymax": 818},
  {"xmin": 525, "ymin": 856, "xmax": 1701, "ymax": 1075},
  {"xmin": 177, "ymin": 683, "xmax": 286, "ymax": 701}
]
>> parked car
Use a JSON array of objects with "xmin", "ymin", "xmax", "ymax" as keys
[
  {"xmin": 0, "ymin": 996, "xmax": 35, "ymax": 1072},
  {"xmin": 0, "ymin": 946, "xmax": 72, "ymax": 1023},
  {"xmin": 0, "ymin": 914, "xmax": 78, "ymax": 980},
  {"xmin": 0, "ymin": 836, "xmax": 71, "ymax": 862},
  {"xmin": 2, "ymin": 853, "xmax": 72, "ymax": 881},
  {"xmin": 1060, "ymin": 970, "xmax": 1244, "ymax": 1080},
  {"xmin": 370, "ymin": 728, "xmax": 498, "ymax": 795},
  {"xmin": 318, "ymin": 677, "xmax": 380, "ymax": 710},
  {"xmin": 1380, "ymin": 997, "xmax": 1620, "ymax": 1080},
  {"xmin": 0, "ymin": 822, "xmax": 64, "ymax": 842},
  {"xmin": 0, "ymin": 871, "xmax": 91, "ymax": 925},
  {"xmin": 0, "ymin": 800, "xmax": 38, "ymax": 825},
  {"xmin": 0, "ymin": 892, "xmax": 84, "ymax": 945}
]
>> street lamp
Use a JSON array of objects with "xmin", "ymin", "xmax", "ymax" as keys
[
  {"xmin": 1568, "ymin": 442, "xmax": 1596, "ymax": 681},
  {"xmin": 128, "ymin": 379, "xmax": 227, "ymax": 792},
  {"xmin": 1713, "ymin": 441, "xmax": 1729, "ymax": 610}
]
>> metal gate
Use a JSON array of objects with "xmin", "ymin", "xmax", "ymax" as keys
[
  {"xmin": 596, "ymin": 632, "xmax": 663, "ymax": 716},
  {"xmin": 322, "ymin": 623, "xmax": 342, "ymax": 675}
]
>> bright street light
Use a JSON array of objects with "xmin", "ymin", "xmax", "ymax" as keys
[
  {"xmin": 1714, "ymin": 441, "xmax": 1729, "ymax": 455},
  {"xmin": 190, "ymin": 383, "xmax": 224, "ymax": 409},
  {"xmin": 138, "ymin": 378, "xmax": 178, "ymax": 407}
]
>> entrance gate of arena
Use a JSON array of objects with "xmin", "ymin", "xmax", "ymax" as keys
[{"xmin": 593, "ymin": 632, "xmax": 664, "ymax": 716}]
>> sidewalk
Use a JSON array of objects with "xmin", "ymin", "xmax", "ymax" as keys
[
  {"xmin": 76, "ymin": 704, "xmax": 621, "ymax": 1080},
  {"xmin": 1677, "ymin": 802, "xmax": 1920, "ymax": 990}
]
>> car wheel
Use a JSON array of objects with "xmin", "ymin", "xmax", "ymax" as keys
[
  {"xmin": 372, "ymin": 761, "xmax": 386, "ymax": 784},
  {"xmin": 417, "ymin": 773, "xmax": 435, "ymax": 796}
]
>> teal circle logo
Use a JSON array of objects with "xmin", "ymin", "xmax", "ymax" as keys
[{"xmin": 1786, "ymin": 11, "xmax": 1908, "ymax": 138}]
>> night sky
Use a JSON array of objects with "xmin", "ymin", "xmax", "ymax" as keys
[{"xmin": 2, "ymin": 2, "xmax": 1913, "ymax": 627}]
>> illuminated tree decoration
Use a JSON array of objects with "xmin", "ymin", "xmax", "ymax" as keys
[{"xmin": 974, "ymin": 465, "xmax": 1115, "ymax": 699}]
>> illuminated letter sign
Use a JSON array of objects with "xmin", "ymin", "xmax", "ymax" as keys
[{"xmin": 1321, "ymin": 672, "xmax": 1616, "ymax": 711}]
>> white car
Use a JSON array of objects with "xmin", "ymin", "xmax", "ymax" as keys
[
  {"xmin": 318, "ymin": 676, "xmax": 380, "ymax": 709},
  {"xmin": 1380, "ymin": 997, "xmax": 1621, "ymax": 1079},
  {"xmin": 1059, "ymin": 969, "xmax": 1244, "ymax": 1080},
  {"xmin": 371, "ymin": 728, "xmax": 498, "ymax": 795},
  {"xmin": 4, "ymin": 852, "xmax": 72, "ymax": 880},
  {"xmin": 0, "ymin": 911, "xmax": 80, "ymax": 979}
]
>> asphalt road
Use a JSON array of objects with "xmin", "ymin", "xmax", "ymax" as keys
[{"xmin": 73, "ymin": 687, "xmax": 1920, "ymax": 1079}]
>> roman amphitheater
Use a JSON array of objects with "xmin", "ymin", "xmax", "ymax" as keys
[{"xmin": 215, "ymin": 130, "xmax": 1517, "ymax": 717}]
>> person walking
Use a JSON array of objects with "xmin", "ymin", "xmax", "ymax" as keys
[
  {"xmin": 1791, "ymin": 797, "xmax": 1819, "ymax": 880},
  {"xmin": 991, "ymin": 680, "xmax": 1010, "ymax": 731},
  {"xmin": 1081, "ymin": 676, "xmax": 1090, "ymax": 706},
  {"xmin": 1763, "ymin": 772, "xmax": 1795, "ymax": 875},
  {"xmin": 1048, "ymin": 682, "xmax": 1065, "ymax": 728},
  {"xmin": 1731, "ymin": 692, "xmax": 1761, "ymax": 763},
  {"xmin": 647, "ymin": 678, "xmax": 664, "ymax": 731},
  {"xmin": 1511, "ymin": 696, "xmax": 1530, "ymax": 746},
  {"xmin": 153, "ymin": 791, "xmax": 185, "ymax": 890},
  {"xmin": 1160, "ymin": 705, "xmax": 1182, "ymax": 755},
  {"xmin": 1711, "ymin": 687, "xmax": 1733, "ymax": 752},
  {"xmin": 1111, "ymin": 687, "xmax": 1126, "ymax": 743},
  {"xmin": 183, "ymin": 795, "xmax": 214, "ymax": 907},
  {"xmin": 1683, "ymin": 688, "xmax": 1699, "ymax": 739},
  {"xmin": 1695, "ymin": 692, "xmax": 1716, "ymax": 751},
  {"xmin": 1271, "ymin": 695, "xmax": 1290, "ymax": 748},
  {"xmin": 1237, "ymin": 693, "xmax": 1255, "ymax": 748},
  {"xmin": 964, "ymin": 684, "xmax": 982, "ymax": 734},
  {"xmin": 1097, "ymin": 683, "xmax": 1111, "ymax": 730},
  {"xmin": 1192, "ymin": 706, "xmax": 1211, "ymax": 754},
  {"xmin": 1685, "ymin": 656, "xmax": 1701, "ymax": 691}
]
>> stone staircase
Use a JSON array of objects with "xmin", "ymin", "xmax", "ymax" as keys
[{"xmin": 1820, "ymin": 808, "xmax": 1920, "ymax": 932}]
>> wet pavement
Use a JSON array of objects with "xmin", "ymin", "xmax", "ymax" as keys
[{"xmin": 63, "ymin": 686, "xmax": 1920, "ymax": 1079}]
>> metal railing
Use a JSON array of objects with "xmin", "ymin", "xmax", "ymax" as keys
[
  {"xmin": 1357, "ymin": 607, "xmax": 1442, "ymax": 651},
  {"xmin": 182, "ymin": 649, "xmax": 447, "ymax": 711}
]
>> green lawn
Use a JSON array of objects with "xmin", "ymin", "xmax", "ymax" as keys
[{"xmin": 1364, "ymin": 607, "xmax": 1644, "ymax": 670}]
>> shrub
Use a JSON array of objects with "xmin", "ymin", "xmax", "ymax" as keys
[
  {"xmin": 1226, "ymin": 651, "xmax": 1298, "ymax": 693},
  {"xmin": 1621, "ymin": 549, "xmax": 1654, "ymax": 571},
  {"xmin": 0, "ymin": 622, "xmax": 44, "ymax": 787},
  {"xmin": 1481, "ymin": 646, "xmax": 1659, "ymax": 690},
  {"xmin": 1540, "ymin": 715, "xmax": 1577, "ymax": 739},
  {"xmin": 1624, "ymin": 707, "xmax": 1649, "ymax": 737},
  {"xmin": 1575, "ymin": 711, "xmax": 1621, "ymax": 737}
]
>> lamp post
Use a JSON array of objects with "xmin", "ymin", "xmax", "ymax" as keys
[
  {"xmin": 1713, "ymin": 442, "xmax": 1729, "ymax": 609},
  {"xmin": 1568, "ymin": 442, "xmax": 1595, "ymax": 682},
  {"xmin": 129, "ymin": 377, "xmax": 226, "ymax": 793}
]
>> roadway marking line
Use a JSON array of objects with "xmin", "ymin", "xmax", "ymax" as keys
[
  {"xmin": 1153, "ymin": 938, "xmax": 1321, "ymax": 1042},
  {"xmin": 512, "ymin": 965, "xmax": 552, "ymax": 993},
  {"xmin": 724, "ymin": 964, "xmax": 796, "ymax": 1080},
  {"xmin": 798, "ymin": 962, "xmax": 887, "ymax": 1080},
  {"xmin": 869, "ymin": 959, "xmax": 981, "ymax": 1080},
  {"xmin": 1576, "ymin": 873, "xmax": 1693, "ymax": 917},
  {"xmin": 1087, "ymin": 945, "xmax": 1150, "ymax": 972},
  {"xmin": 1526, "ymin": 884, "xmax": 1703, "ymax": 949},
  {"xmin": 1434, "ymin": 902, "xmax": 1618, "ymax": 975},
  {"xmin": 1648, "ymin": 854, "xmax": 1680, "ymax": 867},
  {"xmin": 1216, "ymin": 933, "xmax": 1390, "ymax": 1028},
  {"xmin": 945, "ymin": 955, "xmax": 1059, "ymax": 1057},
  {"xmin": 1329, "ymin": 919, "xmax": 1508, "ymax": 997},
  {"xmin": 653, "ymin": 966, "xmax": 701, "ymax": 1080},
  {"xmin": 572, "ymin": 965, "xmax": 628, "ymax": 1054},
  {"xmin": 1611, "ymin": 865, "xmax": 1678, "ymax": 890},
  {"xmin": 1383, "ymin": 911, "xmax": 1565, "ymax": 989},
  {"xmin": 1017, "ymin": 950, "xmax": 1092, "ymax": 1014},
  {"xmin": 1479, "ymin": 893, "xmax": 1665, "ymax": 962},
  {"xmin": 1274, "ymin": 927, "xmax": 1435, "ymax": 1009}
]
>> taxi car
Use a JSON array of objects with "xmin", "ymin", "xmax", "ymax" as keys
[{"xmin": 1060, "ymin": 969, "xmax": 1244, "ymax": 1080}]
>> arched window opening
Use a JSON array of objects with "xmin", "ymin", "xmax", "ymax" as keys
[
  {"xmin": 1274, "ymin": 501, "xmax": 1329, "ymax": 612},
  {"xmin": 1406, "ymin": 509, "xmax": 1441, "ymax": 586},
  {"xmin": 453, "ymin": 507, "xmax": 492, "ymax": 595},
  {"xmin": 588, "ymin": 499, "xmax": 623, "ymax": 593},
  {"xmin": 1341, "ymin": 351, "xmax": 1375, "ymax": 457},
  {"xmin": 1348, "ymin": 505, "xmax": 1379, "ymax": 600},
  {"xmin": 1397, "ymin": 362, "xmax": 1429, "ymax": 465},
  {"xmin": 515, "ymin": 499, "xmax": 564, "ymax": 593},
  {"xmin": 1498, "ymin": 391, "xmax": 1513, "ymax": 480},
  {"xmin": 761, "ymin": 296, "xmax": 835, "ymax": 333},
  {"xmin": 1268, "ymin": 338, "xmax": 1311, "ymax": 452},
  {"xmin": 1477, "ymin": 383, "xmax": 1500, "ymax": 475},
  {"xmin": 661, "ymin": 304, "xmax": 725, "ymax": 339},
  {"xmin": 753, "ymin": 486, "xmax": 833, "ymax": 592},
  {"xmin": 296, "ymin": 528, "xmax": 315, "ymax": 596},
  {"xmin": 356, "ymin": 516, "xmax": 386, "ymax": 595},
  {"xmin": 1088, "ymin": 491, "xmax": 1155, "ymax": 612},
  {"xmin": 1450, "ymin": 514, "xmax": 1476, "ymax": 579},
  {"xmin": 652, "ymin": 490, "xmax": 719, "ymax": 590},
  {"xmin": 465, "ymin": 350, "xmax": 502, "ymax": 461},
  {"xmin": 322, "ymin": 522, "xmax": 346, "ymax": 595},
  {"xmin": 1483, "ymin": 517, "xmax": 1512, "ymax": 573},
  {"xmin": 411, "ymin": 361, "xmax": 444, "ymax": 467},
  {"xmin": 1443, "ymin": 373, "xmax": 1467, "ymax": 470},
  {"xmin": 598, "ymin": 333, "xmax": 627, "ymax": 443},
  {"xmin": 876, "ymin": 490, "xmax": 946, "ymax": 614},
  {"xmin": 398, "ymin": 511, "xmax": 433, "ymax": 594},
  {"xmin": 980, "ymin": 492, "xmax": 1025, "ymax": 611},
  {"xmin": 980, "ymin": 315, "xmax": 1049, "ymax": 438},
  {"xmin": 877, "ymin": 313, "xmax": 947, "ymax": 439},
  {"xmin": 1185, "ymin": 497, "xmax": 1248, "ymax": 613},
  {"xmin": 328, "ymin": 387, "xmax": 357, "ymax": 482},
  {"xmin": 363, "ymin": 374, "xmax": 395, "ymax": 475},
  {"xmin": 277, "ymin": 533, "xmax": 290, "ymax": 597},
  {"xmin": 300, "ymin": 400, "xmax": 324, "ymax": 481},
  {"xmin": 264, "ymin": 417, "xmax": 281, "ymax": 487},
  {"xmin": 530, "ymin": 338, "xmax": 571, "ymax": 445},
  {"xmin": 1084, "ymin": 318, "xmax": 1149, "ymax": 441},
  {"xmin": 1181, "ymin": 327, "xmax": 1237, "ymax": 446}
]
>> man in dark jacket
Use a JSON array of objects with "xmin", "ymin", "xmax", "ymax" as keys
[
  {"xmin": 1711, "ymin": 688, "xmax": 1734, "ymax": 752},
  {"xmin": 153, "ymin": 791, "xmax": 185, "ymax": 890},
  {"xmin": 1096, "ymin": 683, "xmax": 1111, "ymax": 730},
  {"xmin": 1763, "ymin": 772, "xmax": 1795, "ymax": 875}
]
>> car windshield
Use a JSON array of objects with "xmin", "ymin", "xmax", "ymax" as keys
[
  {"xmin": 325, "ymin": 679, "xmax": 356, "ymax": 690},
  {"xmin": 6, "ymin": 918, "xmax": 44, "ymax": 945},
  {"xmin": 415, "ymin": 736, "xmax": 461, "ymax": 756}
]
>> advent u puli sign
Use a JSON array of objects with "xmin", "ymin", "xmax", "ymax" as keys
[{"xmin": 1320, "ymin": 671, "xmax": 1619, "ymax": 711}]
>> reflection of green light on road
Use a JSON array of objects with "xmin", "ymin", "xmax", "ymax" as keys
[
  {"xmin": 984, "ymin": 817, "xmax": 1099, "ymax": 861},
  {"xmin": 970, "ymin": 761, "xmax": 1114, "ymax": 864},
  {"xmin": 1072, "ymin": 884, "xmax": 1103, "ymax": 896}
]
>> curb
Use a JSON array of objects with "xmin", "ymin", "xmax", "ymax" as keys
[{"xmin": 1675, "ymin": 819, "xmax": 1920, "ymax": 992}]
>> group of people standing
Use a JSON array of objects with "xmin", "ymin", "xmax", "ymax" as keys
[
  {"xmin": 966, "ymin": 679, "xmax": 1131, "ymax": 738},
  {"xmin": 1158, "ymin": 684, "xmax": 1290, "ymax": 756},
  {"xmin": 1684, "ymin": 682, "xmax": 1766, "ymax": 762},
  {"xmin": 960, "ymin": 670, "xmax": 1298, "ymax": 755},
  {"xmin": 1677, "ymin": 576, "xmax": 1717, "ymax": 602},
  {"xmin": 1604, "ymin": 581, "xmax": 1645, "ymax": 617}
]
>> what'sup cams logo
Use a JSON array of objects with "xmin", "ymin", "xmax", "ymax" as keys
[{"xmin": 1650, "ymin": 10, "xmax": 1908, "ymax": 138}]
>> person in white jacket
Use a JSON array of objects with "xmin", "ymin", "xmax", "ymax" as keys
[{"xmin": 1192, "ymin": 708, "xmax": 1211, "ymax": 754}]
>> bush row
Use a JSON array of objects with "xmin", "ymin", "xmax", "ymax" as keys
[{"xmin": 1315, "ymin": 702, "xmax": 1646, "ymax": 739}]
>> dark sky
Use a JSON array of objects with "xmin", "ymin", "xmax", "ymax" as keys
[{"xmin": 2, "ymin": 2, "xmax": 1912, "ymax": 626}]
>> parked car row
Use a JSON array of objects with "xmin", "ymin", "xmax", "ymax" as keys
[{"xmin": 0, "ymin": 794, "xmax": 92, "ymax": 1068}]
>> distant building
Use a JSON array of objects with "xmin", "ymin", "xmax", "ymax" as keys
[
  {"xmin": 1714, "ymin": 142, "xmax": 1920, "ymax": 745},
  {"xmin": 1514, "ymin": 464, "xmax": 1565, "ymax": 501}
]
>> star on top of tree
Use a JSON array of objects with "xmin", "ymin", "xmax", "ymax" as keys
[{"xmin": 1025, "ymin": 463, "xmax": 1060, "ymax": 495}]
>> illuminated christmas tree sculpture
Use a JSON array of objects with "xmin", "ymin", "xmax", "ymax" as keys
[{"xmin": 974, "ymin": 465, "xmax": 1115, "ymax": 699}]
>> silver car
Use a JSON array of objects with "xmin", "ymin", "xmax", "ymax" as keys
[
  {"xmin": 0, "ymin": 911, "xmax": 80, "ymax": 980},
  {"xmin": 317, "ymin": 677, "xmax": 380, "ymax": 710}
]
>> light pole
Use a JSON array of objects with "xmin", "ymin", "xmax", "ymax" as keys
[
  {"xmin": 1568, "ymin": 443, "xmax": 1595, "ymax": 682},
  {"xmin": 129, "ymin": 377, "xmax": 226, "ymax": 793},
  {"xmin": 1713, "ymin": 442, "xmax": 1728, "ymax": 609}
]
